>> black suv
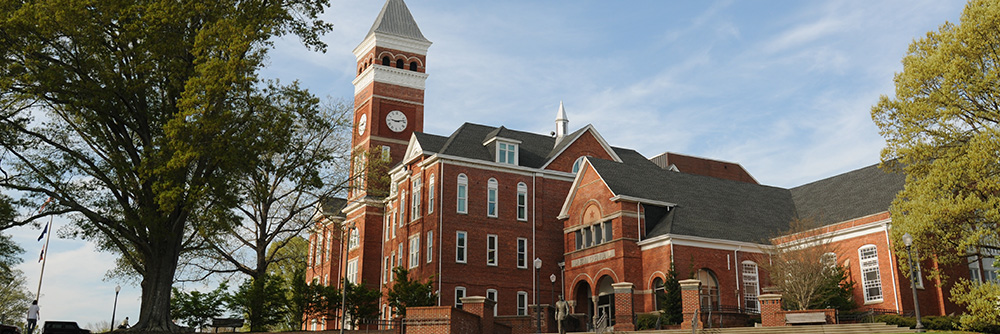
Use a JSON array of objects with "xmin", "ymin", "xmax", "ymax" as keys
[
  {"xmin": 41, "ymin": 322, "xmax": 89, "ymax": 334},
  {"xmin": 0, "ymin": 323, "xmax": 21, "ymax": 334}
]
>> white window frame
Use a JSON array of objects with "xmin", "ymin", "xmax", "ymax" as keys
[
  {"xmin": 517, "ymin": 291, "xmax": 528, "ymax": 316},
  {"xmin": 487, "ymin": 234, "xmax": 498, "ymax": 266},
  {"xmin": 487, "ymin": 178, "xmax": 498, "ymax": 218},
  {"xmin": 456, "ymin": 231, "xmax": 467, "ymax": 263},
  {"xmin": 455, "ymin": 286, "xmax": 466, "ymax": 309},
  {"xmin": 516, "ymin": 182, "xmax": 527, "ymax": 221},
  {"xmin": 497, "ymin": 141, "xmax": 518, "ymax": 165},
  {"xmin": 347, "ymin": 258, "xmax": 359, "ymax": 284},
  {"xmin": 411, "ymin": 177, "xmax": 421, "ymax": 221},
  {"xmin": 742, "ymin": 261, "xmax": 760, "ymax": 314},
  {"xmin": 349, "ymin": 228, "xmax": 359, "ymax": 250},
  {"xmin": 572, "ymin": 156, "xmax": 586, "ymax": 173},
  {"xmin": 517, "ymin": 238, "xmax": 528, "ymax": 269},
  {"xmin": 399, "ymin": 189, "xmax": 407, "ymax": 227},
  {"xmin": 428, "ymin": 174, "xmax": 435, "ymax": 214},
  {"xmin": 486, "ymin": 289, "xmax": 498, "ymax": 316},
  {"xmin": 383, "ymin": 256, "xmax": 390, "ymax": 283},
  {"xmin": 381, "ymin": 145, "xmax": 390, "ymax": 161},
  {"xmin": 408, "ymin": 235, "xmax": 420, "ymax": 269},
  {"xmin": 397, "ymin": 242, "xmax": 403, "ymax": 266},
  {"xmin": 859, "ymin": 245, "xmax": 883, "ymax": 303},
  {"xmin": 457, "ymin": 174, "xmax": 468, "ymax": 214},
  {"xmin": 426, "ymin": 231, "xmax": 434, "ymax": 263}
]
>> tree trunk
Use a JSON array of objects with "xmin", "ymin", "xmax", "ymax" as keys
[{"xmin": 133, "ymin": 236, "xmax": 183, "ymax": 333}]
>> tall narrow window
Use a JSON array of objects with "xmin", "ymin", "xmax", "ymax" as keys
[
  {"xmin": 572, "ymin": 156, "xmax": 586, "ymax": 173},
  {"xmin": 604, "ymin": 222, "xmax": 613, "ymax": 242},
  {"xmin": 516, "ymin": 182, "xmax": 527, "ymax": 221},
  {"xmin": 594, "ymin": 224, "xmax": 603, "ymax": 244},
  {"xmin": 742, "ymin": 261, "xmax": 760, "ymax": 313},
  {"xmin": 457, "ymin": 174, "xmax": 468, "ymax": 214},
  {"xmin": 382, "ymin": 56, "xmax": 390, "ymax": 66},
  {"xmin": 396, "ymin": 59, "xmax": 404, "ymax": 69},
  {"xmin": 455, "ymin": 287, "xmax": 466, "ymax": 309},
  {"xmin": 456, "ymin": 231, "xmax": 467, "ymax": 263},
  {"xmin": 486, "ymin": 289, "xmax": 498, "ymax": 316},
  {"xmin": 428, "ymin": 175, "xmax": 436, "ymax": 214},
  {"xmin": 397, "ymin": 242, "xmax": 403, "ymax": 267},
  {"xmin": 411, "ymin": 177, "xmax": 422, "ymax": 221},
  {"xmin": 349, "ymin": 229, "xmax": 359, "ymax": 250},
  {"xmin": 517, "ymin": 238, "xmax": 527, "ymax": 269},
  {"xmin": 859, "ymin": 245, "xmax": 883, "ymax": 302},
  {"xmin": 487, "ymin": 178, "xmax": 498, "ymax": 217},
  {"xmin": 399, "ymin": 189, "xmax": 407, "ymax": 227},
  {"xmin": 383, "ymin": 257, "xmax": 390, "ymax": 283},
  {"xmin": 382, "ymin": 146, "xmax": 390, "ymax": 161},
  {"xmin": 347, "ymin": 259, "xmax": 358, "ymax": 284},
  {"xmin": 408, "ymin": 235, "xmax": 420, "ymax": 268},
  {"xmin": 487, "ymin": 234, "xmax": 498, "ymax": 266},
  {"xmin": 426, "ymin": 231, "xmax": 434, "ymax": 263},
  {"xmin": 516, "ymin": 291, "xmax": 528, "ymax": 315}
]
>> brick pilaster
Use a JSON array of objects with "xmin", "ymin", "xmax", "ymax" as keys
[
  {"xmin": 759, "ymin": 293, "xmax": 783, "ymax": 327},
  {"xmin": 611, "ymin": 282, "xmax": 635, "ymax": 331},
  {"xmin": 461, "ymin": 296, "xmax": 495, "ymax": 334},
  {"xmin": 679, "ymin": 279, "xmax": 702, "ymax": 330}
]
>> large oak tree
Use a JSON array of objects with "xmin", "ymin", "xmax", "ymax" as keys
[
  {"xmin": 0, "ymin": 0, "xmax": 330, "ymax": 331},
  {"xmin": 872, "ymin": 0, "xmax": 999, "ymax": 329}
]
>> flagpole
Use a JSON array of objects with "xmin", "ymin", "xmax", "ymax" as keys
[{"xmin": 36, "ymin": 215, "xmax": 53, "ymax": 301}]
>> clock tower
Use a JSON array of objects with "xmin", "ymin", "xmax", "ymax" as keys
[
  {"xmin": 351, "ymin": 0, "xmax": 430, "ymax": 197},
  {"xmin": 342, "ymin": 0, "xmax": 430, "ymax": 292}
]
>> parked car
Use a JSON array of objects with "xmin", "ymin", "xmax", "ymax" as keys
[
  {"xmin": 0, "ymin": 323, "xmax": 21, "ymax": 334},
  {"xmin": 40, "ymin": 322, "xmax": 89, "ymax": 334}
]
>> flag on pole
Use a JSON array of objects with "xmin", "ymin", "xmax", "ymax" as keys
[
  {"xmin": 37, "ymin": 221, "xmax": 49, "ymax": 242},
  {"xmin": 37, "ymin": 197, "xmax": 53, "ymax": 213},
  {"xmin": 39, "ymin": 245, "xmax": 45, "ymax": 263}
]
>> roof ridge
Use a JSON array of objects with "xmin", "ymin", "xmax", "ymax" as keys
[{"xmin": 367, "ymin": 0, "xmax": 429, "ymax": 42}]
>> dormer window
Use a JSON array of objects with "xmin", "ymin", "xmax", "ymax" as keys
[{"xmin": 497, "ymin": 141, "xmax": 518, "ymax": 165}]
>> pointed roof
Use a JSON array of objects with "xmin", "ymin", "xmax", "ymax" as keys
[
  {"xmin": 367, "ymin": 0, "xmax": 429, "ymax": 42},
  {"xmin": 556, "ymin": 101, "xmax": 568, "ymax": 122}
]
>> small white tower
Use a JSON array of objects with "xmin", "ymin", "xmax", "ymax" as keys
[{"xmin": 555, "ymin": 101, "xmax": 569, "ymax": 144}]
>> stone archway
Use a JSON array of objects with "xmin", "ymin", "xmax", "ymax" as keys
[
  {"xmin": 572, "ymin": 280, "xmax": 593, "ymax": 330},
  {"xmin": 595, "ymin": 275, "xmax": 616, "ymax": 327}
]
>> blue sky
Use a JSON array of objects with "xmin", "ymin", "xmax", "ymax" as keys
[{"xmin": 8, "ymin": 0, "xmax": 967, "ymax": 328}]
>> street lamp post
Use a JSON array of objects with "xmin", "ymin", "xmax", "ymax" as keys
[
  {"xmin": 110, "ymin": 285, "xmax": 121, "ymax": 332},
  {"xmin": 340, "ymin": 222, "xmax": 356, "ymax": 334},
  {"xmin": 549, "ymin": 274, "xmax": 557, "ymax": 307},
  {"xmin": 534, "ymin": 258, "xmax": 542, "ymax": 334},
  {"xmin": 902, "ymin": 233, "xmax": 925, "ymax": 333}
]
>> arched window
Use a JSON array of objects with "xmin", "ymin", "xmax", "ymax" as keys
[
  {"xmin": 741, "ymin": 261, "xmax": 760, "ymax": 313},
  {"xmin": 487, "ymin": 178, "xmax": 498, "ymax": 217},
  {"xmin": 697, "ymin": 269, "xmax": 720, "ymax": 309},
  {"xmin": 859, "ymin": 245, "xmax": 883, "ymax": 302},
  {"xmin": 516, "ymin": 182, "xmax": 528, "ymax": 221},
  {"xmin": 572, "ymin": 156, "xmax": 587, "ymax": 173},
  {"xmin": 652, "ymin": 277, "xmax": 666, "ymax": 310},
  {"xmin": 409, "ymin": 61, "xmax": 418, "ymax": 71},
  {"xmin": 396, "ymin": 59, "xmax": 404, "ymax": 69},
  {"xmin": 382, "ymin": 56, "xmax": 390, "ymax": 66},
  {"xmin": 457, "ymin": 174, "xmax": 468, "ymax": 214}
]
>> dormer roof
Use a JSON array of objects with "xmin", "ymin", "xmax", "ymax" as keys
[{"xmin": 367, "ymin": 0, "xmax": 429, "ymax": 42}]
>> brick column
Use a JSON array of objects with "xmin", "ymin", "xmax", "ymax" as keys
[
  {"xmin": 758, "ymin": 293, "xmax": 783, "ymax": 327},
  {"xmin": 611, "ymin": 282, "xmax": 635, "ymax": 331},
  {"xmin": 462, "ymin": 296, "xmax": 495, "ymax": 334},
  {"xmin": 679, "ymin": 279, "xmax": 702, "ymax": 330}
]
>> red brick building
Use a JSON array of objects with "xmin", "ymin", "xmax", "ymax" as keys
[{"xmin": 305, "ymin": 0, "xmax": 995, "ymax": 331}]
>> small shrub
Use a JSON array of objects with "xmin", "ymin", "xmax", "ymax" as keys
[
  {"xmin": 635, "ymin": 312, "xmax": 665, "ymax": 330},
  {"xmin": 873, "ymin": 314, "xmax": 961, "ymax": 331}
]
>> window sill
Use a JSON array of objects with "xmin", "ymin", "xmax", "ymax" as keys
[{"xmin": 863, "ymin": 299, "xmax": 884, "ymax": 305}]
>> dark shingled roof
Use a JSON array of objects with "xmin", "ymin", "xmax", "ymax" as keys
[
  {"xmin": 320, "ymin": 197, "xmax": 348, "ymax": 219},
  {"xmin": 367, "ymin": 0, "xmax": 429, "ymax": 42},
  {"xmin": 588, "ymin": 158, "xmax": 797, "ymax": 243},
  {"xmin": 790, "ymin": 163, "xmax": 905, "ymax": 226},
  {"xmin": 413, "ymin": 132, "xmax": 449, "ymax": 154}
]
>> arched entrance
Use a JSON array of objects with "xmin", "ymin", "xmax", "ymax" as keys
[
  {"xmin": 596, "ymin": 275, "xmax": 616, "ymax": 327},
  {"xmin": 697, "ymin": 268, "xmax": 720, "ymax": 310},
  {"xmin": 573, "ymin": 280, "xmax": 593, "ymax": 324}
]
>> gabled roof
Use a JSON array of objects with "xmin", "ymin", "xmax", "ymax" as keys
[
  {"xmin": 367, "ymin": 0, "xmax": 429, "ymax": 42},
  {"xmin": 586, "ymin": 157, "xmax": 797, "ymax": 243},
  {"xmin": 542, "ymin": 125, "xmax": 623, "ymax": 168},
  {"xmin": 319, "ymin": 197, "xmax": 348, "ymax": 220},
  {"xmin": 790, "ymin": 163, "xmax": 904, "ymax": 226}
]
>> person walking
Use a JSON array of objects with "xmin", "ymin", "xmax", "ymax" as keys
[{"xmin": 26, "ymin": 300, "xmax": 39, "ymax": 334}]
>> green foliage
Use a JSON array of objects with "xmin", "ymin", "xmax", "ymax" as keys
[
  {"xmin": 170, "ymin": 282, "xmax": 232, "ymax": 330},
  {"xmin": 343, "ymin": 279, "xmax": 381, "ymax": 326},
  {"xmin": 386, "ymin": 266, "xmax": 437, "ymax": 317},
  {"xmin": 635, "ymin": 313, "xmax": 664, "ymax": 330},
  {"xmin": 0, "ymin": 0, "xmax": 332, "ymax": 330},
  {"xmin": 0, "ymin": 232, "xmax": 24, "ymax": 282},
  {"xmin": 0, "ymin": 268, "xmax": 32, "ymax": 328},
  {"xmin": 950, "ymin": 280, "xmax": 1000, "ymax": 333},
  {"xmin": 229, "ymin": 275, "xmax": 288, "ymax": 331},
  {"xmin": 658, "ymin": 266, "xmax": 683, "ymax": 324},
  {"xmin": 873, "ymin": 314, "xmax": 962, "ymax": 331},
  {"xmin": 799, "ymin": 265, "xmax": 855, "ymax": 311},
  {"xmin": 871, "ymin": 0, "xmax": 1000, "ymax": 274}
]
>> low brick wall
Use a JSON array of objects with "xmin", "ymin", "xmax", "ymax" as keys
[{"xmin": 494, "ymin": 315, "xmax": 532, "ymax": 334}]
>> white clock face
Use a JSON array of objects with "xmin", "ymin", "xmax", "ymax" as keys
[
  {"xmin": 386, "ymin": 110, "xmax": 408, "ymax": 133},
  {"xmin": 357, "ymin": 114, "xmax": 367, "ymax": 135}
]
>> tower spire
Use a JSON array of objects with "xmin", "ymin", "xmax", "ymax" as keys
[
  {"xmin": 367, "ymin": 0, "xmax": 429, "ymax": 42},
  {"xmin": 555, "ymin": 101, "xmax": 569, "ymax": 144}
]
